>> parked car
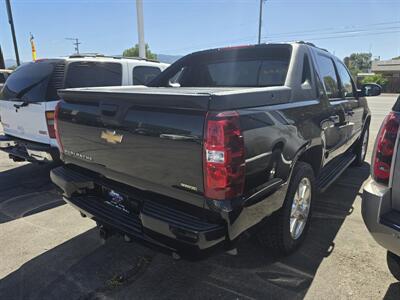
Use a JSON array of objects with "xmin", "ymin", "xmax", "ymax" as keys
[
  {"xmin": 51, "ymin": 42, "xmax": 381, "ymax": 258},
  {"xmin": 362, "ymin": 95, "xmax": 400, "ymax": 281},
  {"xmin": 0, "ymin": 55, "xmax": 168, "ymax": 163},
  {"xmin": 0, "ymin": 69, "xmax": 12, "ymax": 90}
]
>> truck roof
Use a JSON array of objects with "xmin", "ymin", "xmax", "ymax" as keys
[{"xmin": 187, "ymin": 41, "xmax": 329, "ymax": 57}]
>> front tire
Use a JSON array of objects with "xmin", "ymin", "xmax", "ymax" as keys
[
  {"xmin": 387, "ymin": 251, "xmax": 400, "ymax": 281},
  {"xmin": 257, "ymin": 162, "xmax": 315, "ymax": 256}
]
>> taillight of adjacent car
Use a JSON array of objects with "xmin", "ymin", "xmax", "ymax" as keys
[
  {"xmin": 372, "ymin": 111, "xmax": 400, "ymax": 185},
  {"xmin": 54, "ymin": 102, "xmax": 64, "ymax": 152},
  {"xmin": 203, "ymin": 111, "xmax": 245, "ymax": 200},
  {"xmin": 45, "ymin": 110, "xmax": 56, "ymax": 139}
]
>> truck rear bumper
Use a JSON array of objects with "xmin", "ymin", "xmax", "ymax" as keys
[
  {"xmin": 0, "ymin": 134, "xmax": 59, "ymax": 163},
  {"xmin": 362, "ymin": 178, "xmax": 400, "ymax": 257},
  {"xmin": 50, "ymin": 165, "xmax": 227, "ymax": 258}
]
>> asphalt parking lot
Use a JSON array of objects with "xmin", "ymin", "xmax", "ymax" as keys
[{"xmin": 0, "ymin": 94, "xmax": 399, "ymax": 300}]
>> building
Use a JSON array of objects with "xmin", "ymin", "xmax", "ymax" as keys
[{"xmin": 371, "ymin": 59, "xmax": 400, "ymax": 93}]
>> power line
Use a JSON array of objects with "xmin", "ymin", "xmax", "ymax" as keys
[
  {"xmin": 265, "ymin": 25, "xmax": 400, "ymax": 40},
  {"xmin": 161, "ymin": 20, "xmax": 400, "ymax": 54},
  {"xmin": 280, "ymin": 29, "xmax": 400, "ymax": 43},
  {"xmin": 264, "ymin": 20, "xmax": 400, "ymax": 38}
]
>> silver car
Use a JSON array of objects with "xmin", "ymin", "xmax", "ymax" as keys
[{"xmin": 363, "ymin": 95, "xmax": 400, "ymax": 281}]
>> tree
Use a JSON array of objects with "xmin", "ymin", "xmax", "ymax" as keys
[
  {"xmin": 123, "ymin": 43, "xmax": 157, "ymax": 60},
  {"xmin": 361, "ymin": 73, "xmax": 388, "ymax": 86},
  {"xmin": 392, "ymin": 56, "xmax": 400, "ymax": 60},
  {"xmin": 343, "ymin": 53, "xmax": 372, "ymax": 77}
]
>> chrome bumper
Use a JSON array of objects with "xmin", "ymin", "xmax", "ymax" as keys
[
  {"xmin": 0, "ymin": 137, "xmax": 16, "ymax": 148},
  {"xmin": 0, "ymin": 134, "xmax": 58, "ymax": 163},
  {"xmin": 362, "ymin": 178, "xmax": 400, "ymax": 257}
]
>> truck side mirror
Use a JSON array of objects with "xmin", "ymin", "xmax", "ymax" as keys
[{"xmin": 359, "ymin": 83, "xmax": 382, "ymax": 97}]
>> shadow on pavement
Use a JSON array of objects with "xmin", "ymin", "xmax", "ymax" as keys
[
  {"xmin": 0, "ymin": 164, "xmax": 370, "ymax": 300},
  {"xmin": 0, "ymin": 162, "xmax": 64, "ymax": 224}
]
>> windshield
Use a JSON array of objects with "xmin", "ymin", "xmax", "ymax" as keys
[{"xmin": 151, "ymin": 45, "xmax": 291, "ymax": 87}]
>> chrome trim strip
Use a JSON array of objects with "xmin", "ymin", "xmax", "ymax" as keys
[{"xmin": 245, "ymin": 151, "xmax": 272, "ymax": 163}]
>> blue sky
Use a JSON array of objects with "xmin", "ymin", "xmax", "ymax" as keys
[{"xmin": 1, "ymin": 0, "xmax": 400, "ymax": 63}]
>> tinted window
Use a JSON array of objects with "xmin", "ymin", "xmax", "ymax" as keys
[
  {"xmin": 0, "ymin": 61, "xmax": 57, "ymax": 102},
  {"xmin": 152, "ymin": 45, "xmax": 291, "ymax": 87},
  {"xmin": 65, "ymin": 62, "xmax": 122, "ymax": 88},
  {"xmin": 132, "ymin": 66, "xmax": 161, "ymax": 85},
  {"xmin": 206, "ymin": 60, "xmax": 288, "ymax": 87},
  {"xmin": 316, "ymin": 55, "xmax": 340, "ymax": 99},
  {"xmin": 336, "ymin": 62, "xmax": 355, "ymax": 97}
]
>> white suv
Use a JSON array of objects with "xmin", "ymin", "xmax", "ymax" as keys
[{"xmin": 0, "ymin": 55, "xmax": 168, "ymax": 163}]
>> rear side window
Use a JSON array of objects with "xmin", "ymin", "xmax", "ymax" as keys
[
  {"xmin": 65, "ymin": 62, "xmax": 122, "ymax": 88},
  {"xmin": 0, "ymin": 61, "xmax": 63, "ymax": 102},
  {"xmin": 132, "ymin": 66, "xmax": 161, "ymax": 85},
  {"xmin": 316, "ymin": 55, "xmax": 340, "ymax": 99},
  {"xmin": 336, "ymin": 62, "xmax": 355, "ymax": 97}
]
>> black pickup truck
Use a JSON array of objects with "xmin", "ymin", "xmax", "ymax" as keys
[{"xmin": 51, "ymin": 43, "xmax": 381, "ymax": 258}]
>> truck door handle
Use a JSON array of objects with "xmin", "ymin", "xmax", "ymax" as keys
[
  {"xmin": 100, "ymin": 104, "xmax": 118, "ymax": 117},
  {"xmin": 329, "ymin": 115, "xmax": 340, "ymax": 124}
]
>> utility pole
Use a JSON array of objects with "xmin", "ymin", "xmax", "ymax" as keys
[
  {"xmin": 258, "ymin": 0, "xmax": 266, "ymax": 44},
  {"xmin": 5, "ymin": 0, "xmax": 20, "ymax": 66},
  {"xmin": 136, "ymin": 0, "xmax": 146, "ymax": 58},
  {"xmin": 65, "ymin": 38, "xmax": 81, "ymax": 54}
]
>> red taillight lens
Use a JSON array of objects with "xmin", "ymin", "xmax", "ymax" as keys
[
  {"xmin": 203, "ymin": 111, "xmax": 245, "ymax": 200},
  {"xmin": 372, "ymin": 112, "xmax": 400, "ymax": 184},
  {"xmin": 45, "ymin": 111, "xmax": 56, "ymax": 138},
  {"xmin": 54, "ymin": 102, "xmax": 64, "ymax": 152}
]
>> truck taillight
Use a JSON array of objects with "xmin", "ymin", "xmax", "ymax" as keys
[
  {"xmin": 54, "ymin": 102, "xmax": 64, "ymax": 152},
  {"xmin": 45, "ymin": 111, "xmax": 56, "ymax": 138},
  {"xmin": 372, "ymin": 112, "xmax": 400, "ymax": 185},
  {"xmin": 203, "ymin": 111, "xmax": 245, "ymax": 200}
]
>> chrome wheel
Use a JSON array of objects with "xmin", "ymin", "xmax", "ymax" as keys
[
  {"xmin": 361, "ymin": 129, "xmax": 369, "ymax": 160},
  {"xmin": 290, "ymin": 177, "xmax": 312, "ymax": 240}
]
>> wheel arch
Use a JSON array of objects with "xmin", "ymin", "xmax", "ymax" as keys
[{"xmin": 297, "ymin": 145, "xmax": 323, "ymax": 176}]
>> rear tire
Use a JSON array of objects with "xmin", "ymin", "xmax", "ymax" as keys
[
  {"xmin": 257, "ymin": 162, "xmax": 315, "ymax": 256},
  {"xmin": 353, "ymin": 126, "xmax": 369, "ymax": 166},
  {"xmin": 387, "ymin": 251, "xmax": 400, "ymax": 281}
]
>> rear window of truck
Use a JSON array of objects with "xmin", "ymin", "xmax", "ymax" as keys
[
  {"xmin": 0, "ymin": 60, "xmax": 64, "ymax": 102},
  {"xmin": 64, "ymin": 61, "xmax": 122, "ymax": 88},
  {"xmin": 152, "ymin": 45, "xmax": 291, "ymax": 88}
]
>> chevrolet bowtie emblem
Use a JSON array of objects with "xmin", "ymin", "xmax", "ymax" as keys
[{"xmin": 101, "ymin": 130, "xmax": 123, "ymax": 144}]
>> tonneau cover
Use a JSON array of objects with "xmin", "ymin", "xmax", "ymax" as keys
[{"xmin": 58, "ymin": 86, "xmax": 292, "ymax": 111}]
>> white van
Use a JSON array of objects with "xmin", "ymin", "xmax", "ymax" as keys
[{"xmin": 0, "ymin": 55, "xmax": 168, "ymax": 163}]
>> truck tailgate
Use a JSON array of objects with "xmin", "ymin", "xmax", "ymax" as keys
[{"xmin": 57, "ymin": 87, "xmax": 215, "ymax": 204}]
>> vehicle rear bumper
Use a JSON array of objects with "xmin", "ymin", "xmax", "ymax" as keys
[
  {"xmin": 50, "ymin": 165, "xmax": 227, "ymax": 258},
  {"xmin": 0, "ymin": 134, "xmax": 59, "ymax": 163},
  {"xmin": 362, "ymin": 178, "xmax": 400, "ymax": 257}
]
